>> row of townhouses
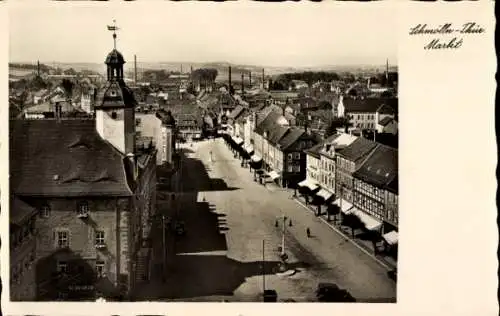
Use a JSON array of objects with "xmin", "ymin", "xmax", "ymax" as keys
[{"xmin": 225, "ymin": 99, "xmax": 398, "ymax": 253}]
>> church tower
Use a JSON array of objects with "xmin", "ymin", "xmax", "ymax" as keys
[{"xmin": 95, "ymin": 22, "xmax": 137, "ymax": 156}]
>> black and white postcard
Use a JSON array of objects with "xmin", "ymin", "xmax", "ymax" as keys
[{"xmin": 0, "ymin": 1, "xmax": 496, "ymax": 316}]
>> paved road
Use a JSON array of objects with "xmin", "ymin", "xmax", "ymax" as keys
[{"xmin": 138, "ymin": 139, "xmax": 396, "ymax": 302}]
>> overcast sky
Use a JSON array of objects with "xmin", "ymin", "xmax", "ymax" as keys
[{"xmin": 9, "ymin": 2, "xmax": 398, "ymax": 68}]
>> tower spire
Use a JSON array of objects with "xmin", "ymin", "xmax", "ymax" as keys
[{"xmin": 107, "ymin": 20, "xmax": 120, "ymax": 50}]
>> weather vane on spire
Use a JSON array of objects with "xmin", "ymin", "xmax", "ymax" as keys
[{"xmin": 107, "ymin": 19, "xmax": 120, "ymax": 50}]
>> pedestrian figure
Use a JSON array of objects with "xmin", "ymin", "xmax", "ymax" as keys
[{"xmin": 306, "ymin": 227, "xmax": 311, "ymax": 238}]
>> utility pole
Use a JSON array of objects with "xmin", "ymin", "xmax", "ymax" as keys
[
  {"xmin": 281, "ymin": 214, "xmax": 286, "ymax": 255},
  {"xmin": 262, "ymin": 240, "xmax": 266, "ymax": 292},
  {"xmin": 162, "ymin": 214, "xmax": 166, "ymax": 280}
]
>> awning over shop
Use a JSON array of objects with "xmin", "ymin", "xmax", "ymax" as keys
[
  {"xmin": 383, "ymin": 231, "xmax": 398, "ymax": 245},
  {"xmin": 297, "ymin": 179, "xmax": 319, "ymax": 191},
  {"xmin": 334, "ymin": 199, "xmax": 353, "ymax": 214},
  {"xmin": 316, "ymin": 189, "xmax": 333, "ymax": 201},
  {"xmin": 234, "ymin": 136, "xmax": 244, "ymax": 146},
  {"xmin": 243, "ymin": 144, "xmax": 254, "ymax": 154},
  {"xmin": 268, "ymin": 170, "xmax": 280, "ymax": 181},
  {"xmin": 251, "ymin": 154, "xmax": 262, "ymax": 163},
  {"xmin": 351, "ymin": 208, "xmax": 382, "ymax": 231}
]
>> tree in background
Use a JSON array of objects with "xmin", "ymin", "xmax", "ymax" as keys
[
  {"xmin": 191, "ymin": 68, "xmax": 218, "ymax": 87},
  {"xmin": 324, "ymin": 117, "xmax": 350, "ymax": 137},
  {"xmin": 61, "ymin": 79, "xmax": 74, "ymax": 98}
]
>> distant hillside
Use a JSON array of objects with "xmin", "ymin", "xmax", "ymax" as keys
[{"xmin": 13, "ymin": 60, "xmax": 397, "ymax": 82}]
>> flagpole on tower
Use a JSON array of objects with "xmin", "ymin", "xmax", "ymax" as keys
[{"xmin": 113, "ymin": 19, "xmax": 117, "ymax": 50}]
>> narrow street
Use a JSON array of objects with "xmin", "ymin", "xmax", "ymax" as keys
[{"xmin": 138, "ymin": 138, "xmax": 396, "ymax": 302}]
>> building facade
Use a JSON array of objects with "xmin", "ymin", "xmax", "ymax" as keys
[
  {"xmin": 10, "ymin": 198, "xmax": 38, "ymax": 301},
  {"xmin": 335, "ymin": 137, "xmax": 378, "ymax": 204},
  {"xmin": 351, "ymin": 145, "xmax": 398, "ymax": 234},
  {"xmin": 9, "ymin": 46, "xmax": 157, "ymax": 301}
]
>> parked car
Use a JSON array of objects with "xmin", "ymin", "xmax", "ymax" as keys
[
  {"xmin": 263, "ymin": 289, "xmax": 278, "ymax": 302},
  {"xmin": 316, "ymin": 283, "xmax": 356, "ymax": 302}
]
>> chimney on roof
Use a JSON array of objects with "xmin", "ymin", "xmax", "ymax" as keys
[
  {"xmin": 386, "ymin": 59, "xmax": 389, "ymax": 84},
  {"xmin": 228, "ymin": 66, "xmax": 232, "ymax": 94},
  {"xmin": 241, "ymin": 73, "xmax": 244, "ymax": 94},
  {"xmin": 262, "ymin": 68, "xmax": 265, "ymax": 90},
  {"xmin": 37, "ymin": 60, "xmax": 40, "ymax": 77},
  {"xmin": 249, "ymin": 72, "xmax": 252, "ymax": 87},
  {"xmin": 134, "ymin": 55, "xmax": 138, "ymax": 84},
  {"xmin": 181, "ymin": 64, "xmax": 183, "ymax": 74}
]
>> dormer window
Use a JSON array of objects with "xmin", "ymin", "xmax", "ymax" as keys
[
  {"xmin": 77, "ymin": 201, "xmax": 89, "ymax": 218},
  {"xmin": 40, "ymin": 204, "xmax": 50, "ymax": 218}
]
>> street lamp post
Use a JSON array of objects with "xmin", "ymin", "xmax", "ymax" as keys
[{"xmin": 162, "ymin": 214, "xmax": 167, "ymax": 281}]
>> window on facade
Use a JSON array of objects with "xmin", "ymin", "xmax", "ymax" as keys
[
  {"xmin": 78, "ymin": 201, "xmax": 89, "ymax": 216},
  {"xmin": 57, "ymin": 261, "xmax": 68, "ymax": 274},
  {"xmin": 57, "ymin": 231, "xmax": 69, "ymax": 248},
  {"xmin": 96, "ymin": 261, "xmax": 105, "ymax": 278},
  {"xmin": 136, "ymin": 118, "xmax": 141, "ymax": 126},
  {"xmin": 111, "ymin": 111, "xmax": 118, "ymax": 119},
  {"xmin": 40, "ymin": 205, "xmax": 50, "ymax": 218},
  {"xmin": 95, "ymin": 231, "xmax": 105, "ymax": 246},
  {"xmin": 294, "ymin": 153, "xmax": 300, "ymax": 159}
]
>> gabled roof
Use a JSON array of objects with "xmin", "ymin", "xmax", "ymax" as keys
[
  {"xmin": 267, "ymin": 125, "xmax": 290, "ymax": 146},
  {"xmin": 305, "ymin": 143, "xmax": 323, "ymax": 159},
  {"xmin": 378, "ymin": 116, "xmax": 394, "ymax": 126},
  {"xmin": 343, "ymin": 97, "xmax": 397, "ymax": 114},
  {"xmin": 278, "ymin": 127, "xmax": 306, "ymax": 151},
  {"xmin": 255, "ymin": 110, "xmax": 283, "ymax": 136},
  {"xmin": 10, "ymin": 196, "xmax": 37, "ymax": 226},
  {"xmin": 255, "ymin": 105, "xmax": 282, "ymax": 128},
  {"xmin": 353, "ymin": 145, "xmax": 398, "ymax": 190},
  {"xmin": 337, "ymin": 137, "xmax": 378, "ymax": 163},
  {"xmin": 228, "ymin": 105, "xmax": 245, "ymax": 120},
  {"xmin": 377, "ymin": 103, "xmax": 396, "ymax": 115},
  {"xmin": 10, "ymin": 119, "xmax": 133, "ymax": 197},
  {"xmin": 235, "ymin": 108, "xmax": 249, "ymax": 124}
]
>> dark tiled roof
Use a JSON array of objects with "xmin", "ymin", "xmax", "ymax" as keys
[
  {"xmin": 377, "ymin": 103, "xmax": 396, "ymax": 115},
  {"xmin": 235, "ymin": 109, "xmax": 249, "ymax": 124},
  {"xmin": 228, "ymin": 105, "xmax": 245, "ymax": 120},
  {"xmin": 278, "ymin": 127, "xmax": 305, "ymax": 151},
  {"xmin": 337, "ymin": 137, "xmax": 378, "ymax": 163},
  {"xmin": 267, "ymin": 125, "xmax": 290, "ymax": 146},
  {"xmin": 10, "ymin": 119, "xmax": 133, "ymax": 197},
  {"xmin": 343, "ymin": 97, "xmax": 397, "ymax": 114},
  {"xmin": 256, "ymin": 105, "xmax": 281, "ymax": 126},
  {"xmin": 378, "ymin": 116, "xmax": 394, "ymax": 126},
  {"xmin": 386, "ymin": 175, "xmax": 398, "ymax": 194},
  {"xmin": 255, "ymin": 110, "xmax": 282, "ymax": 135},
  {"xmin": 305, "ymin": 143, "xmax": 323, "ymax": 159},
  {"xmin": 353, "ymin": 145, "xmax": 398, "ymax": 190},
  {"xmin": 10, "ymin": 196, "xmax": 37, "ymax": 225},
  {"xmin": 105, "ymin": 49, "xmax": 126, "ymax": 65},
  {"xmin": 95, "ymin": 80, "xmax": 137, "ymax": 109}
]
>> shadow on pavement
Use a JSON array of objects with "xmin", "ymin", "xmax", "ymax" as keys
[
  {"xmin": 175, "ymin": 199, "xmax": 228, "ymax": 254},
  {"xmin": 181, "ymin": 156, "xmax": 239, "ymax": 192},
  {"xmin": 161, "ymin": 255, "xmax": 309, "ymax": 300}
]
